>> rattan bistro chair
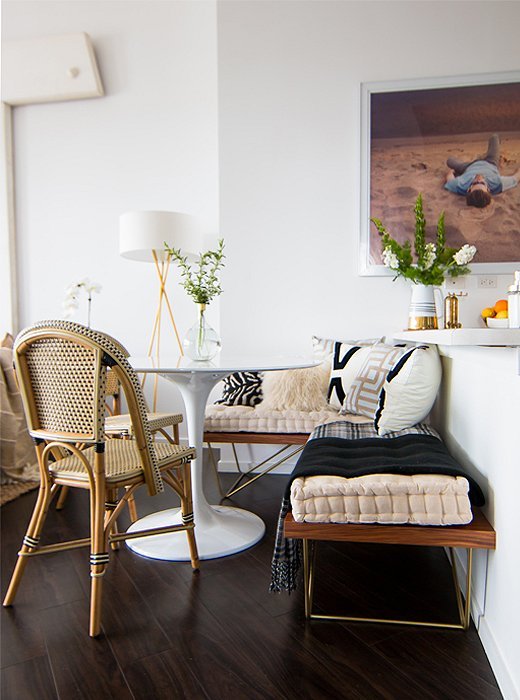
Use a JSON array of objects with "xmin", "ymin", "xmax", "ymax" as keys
[
  {"xmin": 3, "ymin": 320, "xmax": 199, "ymax": 637},
  {"xmin": 55, "ymin": 369, "xmax": 184, "ymax": 513}
]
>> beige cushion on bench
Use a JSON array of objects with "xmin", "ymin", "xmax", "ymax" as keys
[
  {"xmin": 204, "ymin": 404, "xmax": 372, "ymax": 434},
  {"xmin": 290, "ymin": 473, "xmax": 472, "ymax": 526}
]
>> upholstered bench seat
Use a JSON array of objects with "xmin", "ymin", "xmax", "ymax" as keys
[
  {"xmin": 204, "ymin": 404, "xmax": 371, "ymax": 434},
  {"xmin": 290, "ymin": 473, "xmax": 473, "ymax": 527}
]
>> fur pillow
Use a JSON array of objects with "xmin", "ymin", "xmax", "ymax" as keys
[{"xmin": 260, "ymin": 363, "xmax": 330, "ymax": 412}]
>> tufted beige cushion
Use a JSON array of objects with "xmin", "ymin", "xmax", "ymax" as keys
[
  {"xmin": 204, "ymin": 404, "xmax": 371, "ymax": 434},
  {"xmin": 290, "ymin": 473, "xmax": 472, "ymax": 526}
]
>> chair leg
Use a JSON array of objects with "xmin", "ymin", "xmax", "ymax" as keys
[
  {"xmin": 89, "ymin": 472, "xmax": 109, "ymax": 638},
  {"xmin": 180, "ymin": 462, "xmax": 199, "ymax": 571},
  {"xmin": 3, "ymin": 482, "xmax": 53, "ymax": 606},
  {"xmin": 55, "ymin": 485, "xmax": 69, "ymax": 510},
  {"xmin": 106, "ymin": 488, "xmax": 120, "ymax": 551},
  {"xmin": 126, "ymin": 490, "xmax": 138, "ymax": 523}
]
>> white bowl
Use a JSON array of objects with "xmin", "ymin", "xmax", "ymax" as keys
[{"xmin": 486, "ymin": 317, "xmax": 509, "ymax": 328}]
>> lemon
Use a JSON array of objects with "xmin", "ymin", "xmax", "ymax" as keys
[
  {"xmin": 481, "ymin": 307, "xmax": 496, "ymax": 319},
  {"xmin": 496, "ymin": 310, "xmax": 508, "ymax": 319}
]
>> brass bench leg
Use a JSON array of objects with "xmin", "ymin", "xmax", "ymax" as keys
[
  {"xmin": 225, "ymin": 445, "xmax": 305, "ymax": 498},
  {"xmin": 207, "ymin": 442, "xmax": 304, "ymax": 500},
  {"xmin": 303, "ymin": 539, "xmax": 316, "ymax": 619},
  {"xmin": 302, "ymin": 539, "xmax": 475, "ymax": 630}
]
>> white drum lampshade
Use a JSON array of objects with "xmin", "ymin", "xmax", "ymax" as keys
[{"xmin": 119, "ymin": 210, "xmax": 203, "ymax": 262}]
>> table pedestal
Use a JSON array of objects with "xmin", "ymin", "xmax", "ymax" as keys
[{"xmin": 126, "ymin": 369, "xmax": 265, "ymax": 560}]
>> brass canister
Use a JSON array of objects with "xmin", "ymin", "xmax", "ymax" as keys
[{"xmin": 444, "ymin": 293, "xmax": 462, "ymax": 329}]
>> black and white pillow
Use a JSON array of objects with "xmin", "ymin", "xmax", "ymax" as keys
[
  {"xmin": 327, "ymin": 342, "xmax": 375, "ymax": 410},
  {"xmin": 312, "ymin": 335, "xmax": 382, "ymax": 362},
  {"xmin": 375, "ymin": 345, "xmax": 442, "ymax": 435},
  {"xmin": 215, "ymin": 371, "xmax": 263, "ymax": 407}
]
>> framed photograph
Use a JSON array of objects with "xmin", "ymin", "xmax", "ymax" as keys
[{"xmin": 360, "ymin": 72, "xmax": 520, "ymax": 275}]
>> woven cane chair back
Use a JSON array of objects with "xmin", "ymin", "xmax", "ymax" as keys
[{"xmin": 14, "ymin": 320, "xmax": 163, "ymax": 495}]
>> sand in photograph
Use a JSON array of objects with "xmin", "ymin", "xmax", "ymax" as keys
[{"xmin": 369, "ymin": 132, "xmax": 520, "ymax": 265}]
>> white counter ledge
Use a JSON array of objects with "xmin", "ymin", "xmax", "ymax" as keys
[
  {"xmin": 393, "ymin": 329, "xmax": 520, "ymax": 375},
  {"xmin": 393, "ymin": 328, "xmax": 520, "ymax": 347}
]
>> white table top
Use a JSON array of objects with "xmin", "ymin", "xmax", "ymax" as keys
[{"xmin": 130, "ymin": 354, "xmax": 319, "ymax": 373}]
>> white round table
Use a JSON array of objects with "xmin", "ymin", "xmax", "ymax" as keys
[{"xmin": 126, "ymin": 354, "xmax": 318, "ymax": 561}]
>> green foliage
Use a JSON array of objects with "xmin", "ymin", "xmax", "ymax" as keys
[
  {"xmin": 165, "ymin": 238, "xmax": 225, "ymax": 304},
  {"xmin": 370, "ymin": 195, "xmax": 475, "ymax": 286}
]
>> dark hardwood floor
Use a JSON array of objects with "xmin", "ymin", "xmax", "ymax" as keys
[{"xmin": 1, "ymin": 455, "xmax": 502, "ymax": 699}]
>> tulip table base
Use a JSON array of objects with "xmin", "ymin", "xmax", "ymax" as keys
[
  {"xmin": 127, "ymin": 355, "xmax": 317, "ymax": 561},
  {"xmin": 126, "ymin": 504, "xmax": 265, "ymax": 561}
]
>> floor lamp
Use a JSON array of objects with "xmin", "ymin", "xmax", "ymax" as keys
[{"xmin": 119, "ymin": 210, "xmax": 202, "ymax": 409}]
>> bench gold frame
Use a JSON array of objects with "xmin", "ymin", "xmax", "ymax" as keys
[
  {"xmin": 205, "ymin": 431, "xmax": 308, "ymax": 498},
  {"xmin": 284, "ymin": 508, "xmax": 496, "ymax": 630}
]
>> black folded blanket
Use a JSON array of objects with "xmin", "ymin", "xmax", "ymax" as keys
[
  {"xmin": 288, "ymin": 434, "xmax": 485, "ymax": 506},
  {"xmin": 270, "ymin": 422, "xmax": 485, "ymax": 593}
]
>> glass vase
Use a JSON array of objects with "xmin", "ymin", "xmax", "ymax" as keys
[{"xmin": 183, "ymin": 303, "xmax": 221, "ymax": 361}]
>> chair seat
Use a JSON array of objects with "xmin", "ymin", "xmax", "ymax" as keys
[
  {"xmin": 50, "ymin": 441, "xmax": 195, "ymax": 484},
  {"xmin": 105, "ymin": 412, "xmax": 183, "ymax": 436}
]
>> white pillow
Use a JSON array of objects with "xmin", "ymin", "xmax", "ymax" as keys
[
  {"xmin": 375, "ymin": 345, "xmax": 442, "ymax": 436},
  {"xmin": 312, "ymin": 335, "xmax": 382, "ymax": 362},
  {"xmin": 327, "ymin": 342, "xmax": 376, "ymax": 410},
  {"xmin": 260, "ymin": 363, "xmax": 330, "ymax": 412},
  {"xmin": 342, "ymin": 344, "xmax": 407, "ymax": 418}
]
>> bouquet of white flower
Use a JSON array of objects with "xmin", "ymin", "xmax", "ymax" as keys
[
  {"xmin": 63, "ymin": 278, "xmax": 102, "ymax": 327},
  {"xmin": 371, "ymin": 195, "xmax": 476, "ymax": 286}
]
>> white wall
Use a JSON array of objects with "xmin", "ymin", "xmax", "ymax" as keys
[
  {"xmin": 217, "ymin": 2, "xmax": 520, "ymax": 698},
  {"xmin": 217, "ymin": 0, "xmax": 519, "ymax": 355},
  {"xmin": 2, "ymin": 0, "xmax": 219, "ymax": 417},
  {"xmin": 431, "ymin": 347, "xmax": 520, "ymax": 700}
]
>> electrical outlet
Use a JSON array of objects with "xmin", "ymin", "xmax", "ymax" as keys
[
  {"xmin": 477, "ymin": 276, "xmax": 497, "ymax": 289},
  {"xmin": 445, "ymin": 278, "xmax": 465, "ymax": 289}
]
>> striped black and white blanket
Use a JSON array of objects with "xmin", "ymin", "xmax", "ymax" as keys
[{"xmin": 269, "ymin": 421, "xmax": 485, "ymax": 593}]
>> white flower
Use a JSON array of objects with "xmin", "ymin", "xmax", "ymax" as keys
[
  {"xmin": 422, "ymin": 243, "xmax": 436, "ymax": 270},
  {"xmin": 62, "ymin": 277, "xmax": 102, "ymax": 324},
  {"xmin": 453, "ymin": 244, "xmax": 477, "ymax": 266},
  {"xmin": 382, "ymin": 247, "xmax": 399, "ymax": 269}
]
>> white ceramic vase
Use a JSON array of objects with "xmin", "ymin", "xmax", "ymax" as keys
[{"xmin": 408, "ymin": 284, "xmax": 443, "ymax": 330}]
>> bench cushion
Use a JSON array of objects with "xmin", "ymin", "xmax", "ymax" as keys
[
  {"xmin": 204, "ymin": 405, "xmax": 371, "ymax": 434},
  {"xmin": 290, "ymin": 473, "xmax": 472, "ymax": 526}
]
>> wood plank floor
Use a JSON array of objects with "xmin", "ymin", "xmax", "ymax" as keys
[{"xmin": 1, "ymin": 455, "xmax": 502, "ymax": 699}]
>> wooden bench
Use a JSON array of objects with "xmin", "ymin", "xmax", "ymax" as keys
[
  {"xmin": 204, "ymin": 431, "xmax": 309, "ymax": 497},
  {"xmin": 284, "ymin": 508, "xmax": 496, "ymax": 630}
]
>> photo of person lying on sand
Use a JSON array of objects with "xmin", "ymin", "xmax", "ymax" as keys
[
  {"xmin": 368, "ymin": 80, "xmax": 520, "ymax": 266},
  {"xmin": 445, "ymin": 133, "xmax": 520, "ymax": 208}
]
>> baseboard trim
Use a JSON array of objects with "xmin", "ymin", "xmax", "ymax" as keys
[
  {"xmin": 449, "ymin": 548, "xmax": 518, "ymax": 700},
  {"xmin": 479, "ymin": 617, "xmax": 520, "ymax": 700}
]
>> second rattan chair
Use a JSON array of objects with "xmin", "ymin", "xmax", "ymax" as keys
[{"xmin": 2, "ymin": 320, "xmax": 199, "ymax": 637}]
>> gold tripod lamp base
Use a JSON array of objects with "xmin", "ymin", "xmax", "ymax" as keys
[{"xmin": 120, "ymin": 210, "xmax": 203, "ymax": 410}]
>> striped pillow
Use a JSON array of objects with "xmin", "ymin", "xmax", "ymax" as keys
[
  {"xmin": 215, "ymin": 371, "xmax": 263, "ymax": 407},
  {"xmin": 342, "ymin": 344, "xmax": 406, "ymax": 418}
]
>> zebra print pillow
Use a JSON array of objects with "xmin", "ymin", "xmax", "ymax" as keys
[{"xmin": 215, "ymin": 371, "xmax": 263, "ymax": 407}]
